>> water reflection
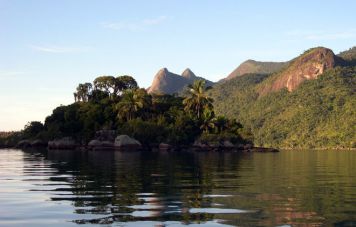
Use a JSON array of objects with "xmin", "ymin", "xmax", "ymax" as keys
[{"xmin": 0, "ymin": 149, "xmax": 355, "ymax": 226}]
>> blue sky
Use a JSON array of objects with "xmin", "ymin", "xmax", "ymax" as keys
[{"xmin": 0, "ymin": 0, "xmax": 355, "ymax": 131}]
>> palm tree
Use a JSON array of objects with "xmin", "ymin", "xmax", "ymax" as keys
[
  {"xmin": 215, "ymin": 116, "xmax": 228, "ymax": 133},
  {"xmin": 200, "ymin": 109, "xmax": 216, "ymax": 133},
  {"xmin": 183, "ymin": 80, "xmax": 213, "ymax": 119},
  {"xmin": 116, "ymin": 89, "xmax": 151, "ymax": 121}
]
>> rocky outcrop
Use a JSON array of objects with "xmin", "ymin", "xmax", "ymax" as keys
[
  {"xmin": 114, "ymin": 135, "xmax": 142, "ymax": 150},
  {"xmin": 147, "ymin": 68, "xmax": 214, "ymax": 94},
  {"xmin": 87, "ymin": 140, "xmax": 115, "ymax": 150},
  {"xmin": 48, "ymin": 137, "xmax": 78, "ymax": 150},
  {"xmin": 259, "ymin": 47, "xmax": 338, "ymax": 94},
  {"xmin": 226, "ymin": 60, "xmax": 287, "ymax": 80},
  {"xmin": 87, "ymin": 130, "xmax": 117, "ymax": 150},
  {"xmin": 193, "ymin": 140, "xmax": 239, "ymax": 151}
]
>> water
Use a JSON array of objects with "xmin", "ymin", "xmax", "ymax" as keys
[{"xmin": 0, "ymin": 149, "xmax": 355, "ymax": 226}]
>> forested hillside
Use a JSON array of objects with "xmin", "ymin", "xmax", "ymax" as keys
[{"xmin": 210, "ymin": 66, "xmax": 356, "ymax": 148}]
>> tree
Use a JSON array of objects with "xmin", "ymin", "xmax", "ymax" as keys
[
  {"xmin": 200, "ymin": 109, "xmax": 216, "ymax": 133},
  {"xmin": 74, "ymin": 83, "xmax": 92, "ymax": 102},
  {"xmin": 114, "ymin": 75, "xmax": 138, "ymax": 96},
  {"xmin": 23, "ymin": 121, "xmax": 44, "ymax": 138},
  {"xmin": 93, "ymin": 76, "xmax": 115, "ymax": 95},
  {"xmin": 183, "ymin": 80, "xmax": 213, "ymax": 119},
  {"xmin": 116, "ymin": 89, "xmax": 151, "ymax": 121},
  {"xmin": 214, "ymin": 116, "xmax": 228, "ymax": 133}
]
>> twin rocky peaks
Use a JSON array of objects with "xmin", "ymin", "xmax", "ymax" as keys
[
  {"xmin": 147, "ymin": 68, "xmax": 213, "ymax": 94},
  {"xmin": 147, "ymin": 46, "xmax": 355, "ymax": 95}
]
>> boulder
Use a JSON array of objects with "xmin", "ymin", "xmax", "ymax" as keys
[
  {"xmin": 159, "ymin": 143, "xmax": 173, "ymax": 151},
  {"xmin": 223, "ymin": 140, "xmax": 235, "ymax": 148},
  {"xmin": 48, "ymin": 137, "xmax": 78, "ymax": 150},
  {"xmin": 101, "ymin": 141, "xmax": 114, "ymax": 148},
  {"xmin": 114, "ymin": 135, "xmax": 141, "ymax": 150},
  {"xmin": 88, "ymin": 140, "xmax": 102, "ymax": 150}
]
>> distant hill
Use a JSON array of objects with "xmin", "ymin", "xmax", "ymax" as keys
[
  {"xmin": 147, "ymin": 68, "xmax": 214, "ymax": 94},
  {"xmin": 225, "ymin": 59, "xmax": 288, "ymax": 80},
  {"xmin": 338, "ymin": 46, "xmax": 356, "ymax": 65},
  {"xmin": 209, "ymin": 47, "xmax": 356, "ymax": 148}
]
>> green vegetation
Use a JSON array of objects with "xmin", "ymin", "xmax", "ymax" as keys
[
  {"xmin": 338, "ymin": 47, "xmax": 356, "ymax": 62},
  {"xmin": 1, "ymin": 76, "xmax": 247, "ymax": 148},
  {"xmin": 227, "ymin": 59, "xmax": 288, "ymax": 80},
  {"xmin": 210, "ymin": 67, "xmax": 356, "ymax": 148}
]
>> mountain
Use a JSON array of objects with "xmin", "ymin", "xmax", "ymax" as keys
[
  {"xmin": 147, "ymin": 68, "xmax": 213, "ymax": 94},
  {"xmin": 225, "ymin": 60, "xmax": 288, "ymax": 80},
  {"xmin": 181, "ymin": 68, "xmax": 197, "ymax": 79},
  {"xmin": 209, "ymin": 46, "xmax": 356, "ymax": 148},
  {"xmin": 258, "ymin": 47, "xmax": 341, "ymax": 94}
]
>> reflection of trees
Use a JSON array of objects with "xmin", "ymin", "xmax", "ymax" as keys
[
  {"xmin": 26, "ymin": 149, "xmax": 355, "ymax": 226},
  {"xmin": 42, "ymin": 150, "xmax": 244, "ymax": 224}
]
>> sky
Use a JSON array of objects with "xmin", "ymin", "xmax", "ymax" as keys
[{"xmin": 0, "ymin": 0, "xmax": 355, "ymax": 131}]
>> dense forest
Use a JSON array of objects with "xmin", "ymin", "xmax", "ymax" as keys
[
  {"xmin": 210, "ymin": 66, "xmax": 356, "ymax": 148},
  {"xmin": 0, "ymin": 76, "xmax": 249, "ymax": 149}
]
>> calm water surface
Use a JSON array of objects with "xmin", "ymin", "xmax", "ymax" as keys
[{"xmin": 0, "ymin": 149, "xmax": 355, "ymax": 226}]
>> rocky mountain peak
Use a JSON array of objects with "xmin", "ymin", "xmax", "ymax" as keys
[
  {"xmin": 147, "ymin": 67, "xmax": 213, "ymax": 94},
  {"xmin": 181, "ymin": 68, "xmax": 197, "ymax": 79},
  {"xmin": 259, "ymin": 47, "xmax": 338, "ymax": 94}
]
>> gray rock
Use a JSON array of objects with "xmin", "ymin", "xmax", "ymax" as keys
[
  {"xmin": 48, "ymin": 137, "xmax": 77, "ymax": 150},
  {"xmin": 159, "ymin": 143, "xmax": 173, "ymax": 151},
  {"xmin": 223, "ymin": 140, "xmax": 235, "ymax": 148},
  {"xmin": 114, "ymin": 135, "xmax": 141, "ymax": 150}
]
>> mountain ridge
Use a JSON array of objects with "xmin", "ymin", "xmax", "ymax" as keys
[
  {"xmin": 209, "ymin": 46, "xmax": 356, "ymax": 148},
  {"xmin": 225, "ymin": 59, "xmax": 288, "ymax": 80}
]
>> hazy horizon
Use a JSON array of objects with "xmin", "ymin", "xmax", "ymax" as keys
[{"xmin": 1, "ymin": 0, "xmax": 356, "ymax": 131}]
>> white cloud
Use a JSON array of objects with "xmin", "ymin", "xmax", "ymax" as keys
[
  {"xmin": 29, "ymin": 44, "xmax": 91, "ymax": 53},
  {"xmin": 102, "ymin": 16, "xmax": 167, "ymax": 31}
]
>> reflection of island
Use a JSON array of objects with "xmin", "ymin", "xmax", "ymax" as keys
[
  {"xmin": 24, "ymin": 149, "xmax": 356, "ymax": 226},
  {"xmin": 44, "ymin": 150, "xmax": 222, "ymax": 224}
]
